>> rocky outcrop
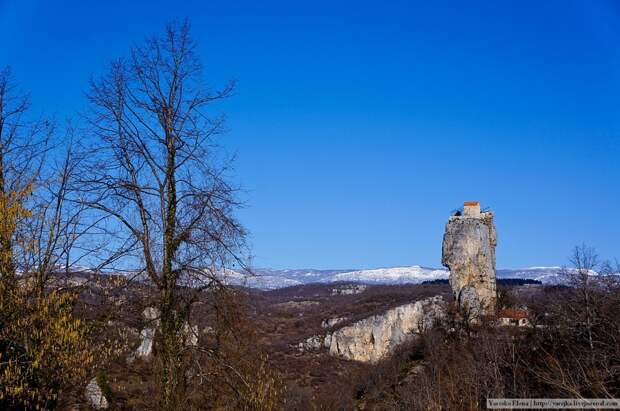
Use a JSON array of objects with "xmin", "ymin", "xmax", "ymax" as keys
[
  {"xmin": 321, "ymin": 316, "xmax": 347, "ymax": 329},
  {"xmin": 136, "ymin": 327, "xmax": 156, "ymax": 357},
  {"xmin": 442, "ymin": 202, "xmax": 497, "ymax": 315},
  {"xmin": 85, "ymin": 378, "xmax": 108, "ymax": 409},
  {"xmin": 297, "ymin": 335, "xmax": 325, "ymax": 352},
  {"xmin": 134, "ymin": 307, "xmax": 198, "ymax": 358},
  {"xmin": 183, "ymin": 322, "xmax": 199, "ymax": 346},
  {"xmin": 331, "ymin": 284, "xmax": 367, "ymax": 296},
  {"xmin": 136, "ymin": 307, "xmax": 160, "ymax": 358},
  {"xmin": 328, "ymin": 296, "xmax": 445, "ymax": 363}
]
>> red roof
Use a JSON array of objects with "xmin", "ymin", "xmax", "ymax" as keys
[{"xmin": 499, "ymin": 309, "xmax": 528, "ymax": 319}]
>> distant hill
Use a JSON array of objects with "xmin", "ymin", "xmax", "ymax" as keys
[
  {"xmin": 421, "ymin": 278, "xmax": 542, "ymax": 286},
  {"xmin": 222, "ymin": 265, "xmax": 581, "ymax": 290}
]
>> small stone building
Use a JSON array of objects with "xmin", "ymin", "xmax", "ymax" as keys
[
  {"xmin": 498, "ymin": 309, "xmax": 531, "ymax": 327},
  {"xmin": 463, "ymin": 201, "xmax": 481, "ymax": 217}
]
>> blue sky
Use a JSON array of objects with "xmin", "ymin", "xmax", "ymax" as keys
[{"xmin": 1, "ymin": 1, "xmax": 619, "ymax": 269}]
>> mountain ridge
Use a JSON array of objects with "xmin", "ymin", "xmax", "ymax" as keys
[{"xmin": 224, "ymin": 265, "xmax": 578, "ymax": 290}]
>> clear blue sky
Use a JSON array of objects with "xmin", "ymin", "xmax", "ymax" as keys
[{"xmin": 1, "ymin": 0, "xmax": 619, "ymax": 269}]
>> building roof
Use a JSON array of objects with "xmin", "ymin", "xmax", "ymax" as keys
[
  {"xmin": 464, "ymin": 201, "xmax": 480, "ymax": 206},
  {"xmin": 499, "ymin": 309, "xmax": 528, "ymax": 319}
]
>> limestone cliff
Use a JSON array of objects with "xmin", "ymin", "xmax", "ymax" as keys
[
  {"xmin": 442, "ymin": 202, "xmax": 497, "ymax": 315},
  {"xmin": 85, "ymin": 378, "xmax": 108, "ymax": 409},
  {"xmin": 328, "ymin": 296, "xmax": 445, "ymax": 363}
]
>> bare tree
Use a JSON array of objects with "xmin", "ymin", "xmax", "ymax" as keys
[
  {"xmin": 0, "ymin": 66, "xmax": 52, "ymax": 282},
  {"xmin": 83, "ymin": 21, "xmax": 246, "ymax": 409},
  {"xmin": 17, "ymin": 127, "xmax": 102, "ymax": 296},
  {"xmin": 0, "ymin": 67, "xmax": 96, "ymax": 297},
  {"xmin": 0, "ymin": 67, "xmax": 104, "ymax": 410},
  {"xmin": 534, "ymin": 245, "xmax": 620, "ymax": 398},
  {"xmin": 565, "ymin": 244, "xmax": 599, "ymax": 351}
]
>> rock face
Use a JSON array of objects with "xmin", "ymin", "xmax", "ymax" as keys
[
  {"xmin": 136, "ymin": 327, "xmax": 156, "ymax": 357},
  {"xmin": 136, "ymin": 307, "xmax": 160, "ymax": 358},
  {"xmin": 297, "ymin": 335, "xmax": 325, "ymax": 352},
  {"xmin": 328, "ymin": 296, "xmax": 445, "ymax": 363},
  {"xmin": 85, "ymin": 378, "xmax": 108, "ymax": 409},
  {"xmin": 135, "ymin": 307, "xmax": 199, "ymax": 358},
  {"xmin": 442, "ymin": 202, "xmax": 497, "ymax": 315}
]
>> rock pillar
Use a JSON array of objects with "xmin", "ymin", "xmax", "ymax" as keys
[{"xmin": 442, "ymin": 201, "xmax": 497, "ymax": 316}]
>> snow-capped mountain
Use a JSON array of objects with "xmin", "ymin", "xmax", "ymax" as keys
[
  {"xmin": 221, "ymin": 265, "xmax": 580, "ymax": 290},
  {"xmin": 329, "ymin": 266, "xmax": 449, "ymax": 284},
  {"xmin": 497, "ymin": 267, "xmax": 565, "ymax": 284},
  {"xmin": 220, "ymin": 268, "xmax": 305, "ymax": 289}
]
